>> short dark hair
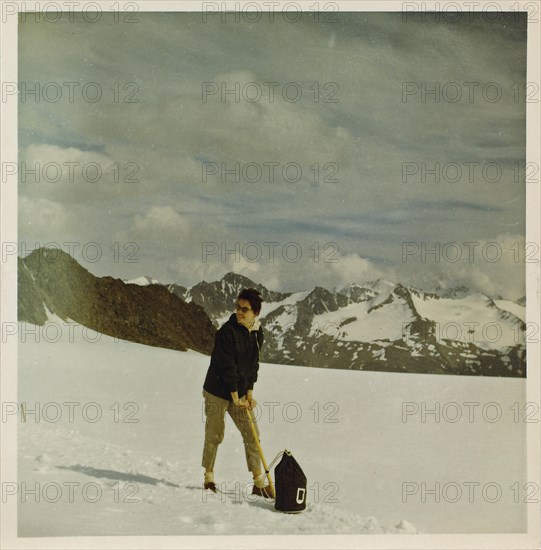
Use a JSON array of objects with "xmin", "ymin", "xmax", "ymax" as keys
[{"xmin": 237, "ymin": 288, "xmax": 263, "ymax": 315}]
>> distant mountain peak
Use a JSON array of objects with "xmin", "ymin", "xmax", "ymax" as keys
[
  {"xmin": 222, "ymin": 271, "xmax": 257, "ymax": 287},
  {"xmin": 363, "ymin": 278, "xmax": 397, "ymax": 292}
]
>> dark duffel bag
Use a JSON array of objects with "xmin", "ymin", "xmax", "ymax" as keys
[{"xmin": 274, "ymin": 450, "xmax": 307, "ymax": 513}]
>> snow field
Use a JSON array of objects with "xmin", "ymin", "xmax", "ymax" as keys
[{"xmin": 16, "ymin": 321, "xmax": 526, "ymax": 536}]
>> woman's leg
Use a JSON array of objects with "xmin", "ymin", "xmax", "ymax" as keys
[
  {"xmin": 201, "ymin": 390, "xmax": 229, "ymax": 476},
  {"xmin": 227, "ymin": 401, "xmax": 262, "ymax": 475}
]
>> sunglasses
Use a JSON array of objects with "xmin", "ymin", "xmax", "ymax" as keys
[{"xmin": 235, "ymin": 304, "xmax": 252, "ymax": 313}]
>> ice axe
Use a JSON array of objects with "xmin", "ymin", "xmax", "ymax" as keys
[{"xmin": 246, "ymin": 407, "xmax": 275, "ymax": 498}]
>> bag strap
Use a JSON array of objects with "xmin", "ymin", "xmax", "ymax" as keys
[{"xmin": 265, "ymin": 448, "xmax": 290, "ymax": 475}]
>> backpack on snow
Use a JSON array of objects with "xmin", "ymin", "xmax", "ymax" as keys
[{"xmin": 274, "ymin": 450, "xmax": 307, "ymax": 513}]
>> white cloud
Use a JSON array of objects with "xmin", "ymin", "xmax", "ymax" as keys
[
  {"xmin": 130, "ymin": 206, "xmax": 190, "ymax": 238},
  {"xmin": 399, "ymin": 233, "xmax": 527, "ymax": 300},
  {"xmin": 18, "ymin": 196, "xmax": 71, "ymax": 238},
  {"xmin": 19, "ymin": 144, "xmax": 142, "ymax": 203}
]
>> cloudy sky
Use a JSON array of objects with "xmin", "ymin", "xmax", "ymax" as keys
[{"xmin": 17, "ymin": 10, "xmax": 528, "ymax": 299}]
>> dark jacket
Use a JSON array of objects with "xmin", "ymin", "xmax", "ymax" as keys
[{"xmin": 203, "ymin": 314, "xmax": 264, "ymax": 401}]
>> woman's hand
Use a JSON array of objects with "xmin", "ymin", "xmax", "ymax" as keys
[
  {"xmin": 246, "ymin": 390, "xmax": 257, "ymax": 410},
  {"xmin": 235, "ymin": 399, "xmax": 250, "ymax": 410},
  {"xmin": 231, "ymin": 391, "xmax": 257, "ymax": 410}
]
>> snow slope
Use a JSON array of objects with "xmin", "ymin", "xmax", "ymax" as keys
[
  {"xmin": 494, "ymin": 300, "xmax": 526, "ymax": 322},
  {"xmin": 16, "ymin": 320, "xmax": 526, "ymax": 537},
  {"xmin": 309, "ymin": 290, "xmax": 524, "ymax": 350},
  {"xmin": 411, "ymin": 293, "xmax": 523, "ymax": 350},
  {"xmin": 312, "ymin": 299, "xmax": 415, "ymax": 342}
]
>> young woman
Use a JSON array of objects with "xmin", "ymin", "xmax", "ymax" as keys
[{"xmin": 201, "ymin": 287, "xmax": 273, "ymax": 498}]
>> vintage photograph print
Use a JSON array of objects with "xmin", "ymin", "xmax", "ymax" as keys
[{"xmin": 1, "ymin": 2, "xmax": 540, "ymax": 549}]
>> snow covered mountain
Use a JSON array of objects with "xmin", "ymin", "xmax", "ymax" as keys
[
  {"xmin": 17, "ymin": 248, "xmax": 526, "ymax": 377},
  {"xmin": 178, "ymin": 274, "xmax": 526, "ymax": 378}
]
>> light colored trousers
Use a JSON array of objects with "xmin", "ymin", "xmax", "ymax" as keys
[{"xmin": 201, "ymin": 390, "xmax": 261, "ymax": 473}]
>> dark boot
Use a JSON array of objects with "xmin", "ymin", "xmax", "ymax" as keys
[{"xmin": 252, "ymin": 485, "xmax": 275, "ymax": 499}]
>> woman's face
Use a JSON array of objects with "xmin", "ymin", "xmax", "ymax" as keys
[{"xmin": 235, "ymin": 298, "xmax": 257, "ymax": 327}]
